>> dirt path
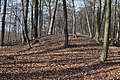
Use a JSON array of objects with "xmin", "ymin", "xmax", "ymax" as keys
[{"xmin": 0, "ymin": 35, "xmax": 120, "ymax": 80}]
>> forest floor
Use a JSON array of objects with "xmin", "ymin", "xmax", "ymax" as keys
[{"xmin": 0, "ymin": 34, "xmax": 120, "ymax": 80}]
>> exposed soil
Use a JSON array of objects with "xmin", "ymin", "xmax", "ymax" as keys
[{"xmin": 0, "ymin": 34, "xmax": 120, "ymax": 80}]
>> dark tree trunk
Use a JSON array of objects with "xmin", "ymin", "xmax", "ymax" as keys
[
  {"xmin": 113, "ymin": 0, "xmax": 117, "ymax": 38},
  {"xmin": 38, "ymin": 0, "xmax": 43, "ymax": 37},
  {"xmin": 62, "ymin": 0, "xmax": 68, "ymax": 48},
  {"xmin": 33, "ymin": 0, "xmax": 38, "ymax": 39},
  {"xmin": 0, "ymin": 0, "xmax": 1, "ymax": 12},
  {"xmin": 1, "ymin": 0, "xmax": 7, "ymax": 46}
]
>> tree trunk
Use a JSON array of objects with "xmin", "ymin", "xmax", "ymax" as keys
[
  {"xmin": 72, "ymin": 0, "xmax": 76, "ymax": 38},
  {"xmin": 38, "ymin": 0, "xmax": 43, "ymax": 37},
  {"xmin": 48, "ymin": 0, "xmax": 58, "ymax": 35},
  {"xmin": 33, "ymin": 0, "xmax": 38, "ymax": 39},
  {"xmin": 83, "ymin": 0, "xmax": 92, "ymax": 38},
  {"xmin": 48, "ymin": 0, "xmax": 51, "ymax": 26},
  {"xmin": 7, "ymin": 12, "xmax": 12, "ymax": 43},
  {"xmin": 21, "ymin": 0, "xmax": 31, "ymax": 48},
  {"xmin": 92, "ymin": 0, "xmax": 96, "ymax": 38},
  {"xmin": 95, "ymin": 0, "xmax": 101, "ymax": 42},
  {"xmin": 0, "ymin": 0, "xmax": 1, "ymax": 12},
  {"xmin": 1, "ymin": 0, "xmax": 7, "ymax": 46},
  {"xmin": 13, "ymin": 7, "xmax": 17, "ymax": 41},
  {"xmin": 116, "ymin": 0, "xmax": 120, "ymax": 42},
  {"xmin": 113, "ymin": 0, "xmax": 117, "ymax": 38},
  {"xmin": 99, "ymin": 0, "xmax": 111, "ymax": 62},
  {"xmin": 62, "ymin": 0, "xmax": 68, "ymax": 48},
  {"xmin": 31, "ymin": 3, "xmax": 34, "ymax": 39}
]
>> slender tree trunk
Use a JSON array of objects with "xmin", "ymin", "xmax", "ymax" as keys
[
  {"xmin": 62, "ymin": 0, "xmax": 68, "ymax": 48},
  {"xmin": 72, "ymin": 0, "xmax": 76, "ymax": 38},
  {"xmin": 101, "ymin": 1, "xmax": 106, "ymax": 26},
  {"xmin": 116, "ymin": 0, "xmax": 120, "ymax": 42},
  {"xmin": 48, "ymin": 0, "xmax": 58, "ymax": 35},
  {"xmin": 38, "ymin": 0, "xmax": 43, "ymax": 37},
  {"xmin": 8, "ymin": 13, "xmax": 12, "ymax": 43},
  {"xmin": 38, "ymin": 0, "xmax": 41, "ymax": 37},
  {"xmin": 95, "ymin": 0, "xmax": 101, "ymax": 42},
  {"xmin": 113, "ymin": 0, "xmax": 117, "ymax": 38},
  {"xmin": 48, "ymin": 0, "xmax": 51, "ymax": 25},
  {"xmin": 14, "ymin": 7, "xmax": 17, "ymax": 41},
  {"xmin": 31, "ymin": 3, "xmax": 34, "ymax": 39},
  {"xmin": 21, "ymin": 0, "xmax": 31, "ymax": 48},
  {"xmin": 92, "ymin": 0, "xmax": 96, "ymax": 38},
  {"xmin": 1, "ymin": 0, "xmax": 7, "ymax": 46},
  {"xmin": 0, "ymin": 0, "xmax": 1, "ymax": 12},
  {"xmin": 33, "ymin": 0, "xmax": 38, "ymax": 39},
  {"xmin": 99, "ymin": 0, "xmax": 111, "ymax": 62},
  {"xmin": 83, "ymin": 0, "xmax": 92, "ymax": 38}
]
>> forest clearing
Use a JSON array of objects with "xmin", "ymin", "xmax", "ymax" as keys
[{"xmin": 0, "ymin": 35, "xmax": 120, "ymax": 80}]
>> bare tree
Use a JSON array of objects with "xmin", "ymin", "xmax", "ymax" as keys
[
  {"xmin": 72, "ymin": 0, "xmax": 77, "ymax": 38},
  {"xmin": 1, "ymin": 0, "xmax": 7, "ymax": 46},
  {"xmin": 21, "ymin": 0, "xmax": 31, "ymax": 48},
  {"xmin": 83, "ymin": 0, "xmax": 92, "ymax": 38},
  {"xmin": 116, "ymin": 0, "xmax": 120, "ymax": 42},
  {"xmin": 95, "ymin": 0, "xmax": 101, "ymax": 42},
  {"xmin": 48, "ymin": 0, "xmax": 58, "ymax": 35},
  {"xmin": 99, "ymin": 0, "xmax": 111, "ymax": 62},
  {"xmin": 113, "ymin": 0, "xmax": 117, "ymax": 38},
  {"xmin": 33, "ymin": 0, "xmax": 38, "ymax": 39},
  {"xmin": 38, "ymin": 0, "xmax": 43, "ymax": 37},
  {"xmin": 62, "ymin": 0, "xmax": 68, "ymax": 48},
  {"xmin": 0, "ymin": 0, "xmax": 1, "ymax": 12}
]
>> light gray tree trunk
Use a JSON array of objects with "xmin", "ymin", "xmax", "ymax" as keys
[
  {"xmin": 83, "ymin": 0, "xmax": 92, "ymax": 38},
  {"xmin": 48, "ymin": 0, "xmax": 58, "ymax": 35},
  {"xmin": 72, "ymin": 0, "xmax": 76, "ymax": 38}
]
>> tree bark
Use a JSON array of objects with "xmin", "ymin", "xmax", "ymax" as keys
[
  {"xmin": 21, "ymin": 0, "xmax": 31, "ymax": 48},
  {"xmin": 62, "ymin": 0, "xmax": 68, "ymax": 48},
  {"xmin": 1, "ymin": 0, "xmax": 7, "ymax": 46},
  {"xmin": 38, "ymin": 0, "xmax": 44, "ymax": 37},
  {"xmin": 92, "ymin": 0, "xmax": 96, "ymax": 38},
  {"xmin": 0, "ymin": 0, "xmax": 1, "ymax": 12},
  {"xmin": 116, "ymin": 0, "xmax": 120, "ymax": 42},
  {"xmin": 83, "ymin": 0, "xmax": 92, "ymax": 38},
  {"xmin": 33, "ymin": 0, "xmax": 38, "ymax": 39},
  {"xmin": 31, "ymin": 3, "xmax": 34, "ymax": 39},
  {"xmin": 72, "ymin": 0, "xmax": 76, "ymax": 38},
  {"xmin": 99, "ymin": 0, "xmax": 111, "ymax": 62},
  {"xmin": 113, "ymin": 0, "xmax": 117, "ymax": 38},
  {"xmin": 95, "ymin": 0, "xmax": 101, "ymax": 42},
  {"xmin": 48, "ymin": 0, "xmax": 58, "ymax": 35}
]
